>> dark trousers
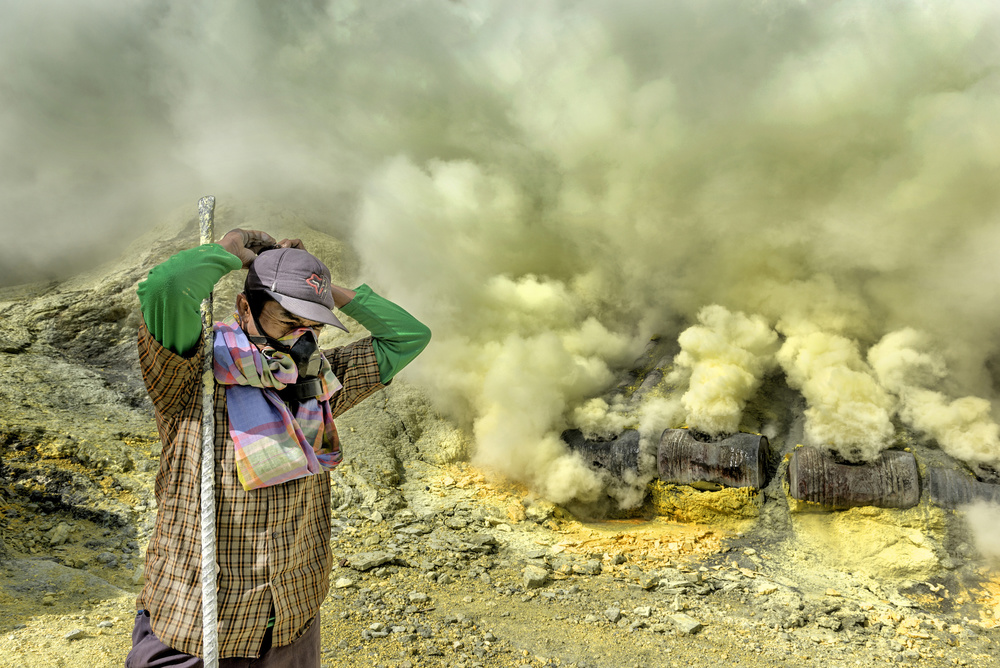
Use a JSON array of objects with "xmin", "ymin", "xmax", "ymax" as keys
[{"xmin": 126, "ymin": 610, "xmax": 320, "ymax": 668}]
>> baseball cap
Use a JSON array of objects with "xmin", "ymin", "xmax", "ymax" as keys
[{"xmin": 245, "ymin": 248, "xmax": 349, "ymax": 331}]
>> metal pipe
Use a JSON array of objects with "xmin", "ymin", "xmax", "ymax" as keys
[
  {"xmin": 657, "ymin": 428, "xmax": 770, "ymax": 490},
  {"xmin": 787, "ymin": 446, "xmax": 920, "ymax": 510}
]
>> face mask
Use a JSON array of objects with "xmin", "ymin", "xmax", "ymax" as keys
[
  {"xmin": 281, "ymin": 328, "xmax": 322, "ymax": 379},
  {"xmin": 248, "ymin": 326, "xmax": 325, "ymax": 400}
]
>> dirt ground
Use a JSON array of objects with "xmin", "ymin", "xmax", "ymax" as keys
[{"xmin": 1, "ymin": 460, "xmax": 998, "ymax": 668}]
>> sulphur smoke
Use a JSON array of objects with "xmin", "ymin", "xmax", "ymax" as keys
[
  {"xmin": 668, "ymin": 306, "xmax": 778, "ymax": 438},
  {"xmin": 6, "ymin": 1, "xmax": 1000, "ymax": 503},
  {"xmin": 870, "ymin": 329, "xmax": 1000, "ymax": 470}
]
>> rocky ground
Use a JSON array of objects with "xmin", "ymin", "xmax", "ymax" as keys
[{"xmin": 0, "ymin": 211, "xmax": 998, "ymax": 668}]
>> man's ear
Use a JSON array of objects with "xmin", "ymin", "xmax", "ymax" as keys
[{"xmin": 235, "ymin": 293, "xmax": 249, "ymax": 323}]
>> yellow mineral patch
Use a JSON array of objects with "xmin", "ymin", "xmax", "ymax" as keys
[
  {"xmin": 977, "ymin": 575, "xmax": 1000, "ymax": 629},
  {"xmin": 556, "ymin": 517, "xmax": 727, "ymax": 563},
  {"xmin": 789, "ymin": 503, "xmax": 948, "ymax": 580},
  {"xmin": 648, "ymin": 481, "xmax": 762, "ymax": 528}
]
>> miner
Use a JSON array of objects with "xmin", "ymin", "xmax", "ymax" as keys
[{"xmin": 127, "ymin": 228, "xmax": 430, "ymax": 666}]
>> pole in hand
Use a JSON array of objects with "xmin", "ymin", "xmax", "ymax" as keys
[{"xmin": 198, "ymin": 195, "xmax": 219, "ymax": 668}]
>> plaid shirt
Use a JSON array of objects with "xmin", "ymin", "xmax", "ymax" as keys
[{"xmin": 136, "ymin": 320, "xmax": 385, "ymax": 658}]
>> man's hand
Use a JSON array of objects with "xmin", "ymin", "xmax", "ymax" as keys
[{"xmin": 218, "ymin": 229, "xmax": 307, "ymax": 268}]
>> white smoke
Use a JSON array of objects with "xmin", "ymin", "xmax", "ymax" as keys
[
  {"xmin": 667, "ymin": 305, "xmax": 778, "ymax": 437},
  {"xmin": 775, "ymin": 326, "xmax": 894, "ymax": 462},
  {"xmin": 7, "ymin": 0, "xmax": 1000, "ymax": 500},
  {"xmin": 963, "ymin": 501, "xmax": 1000, "ymax": 563},
  {"xmin": 870, "ymin": 329, "xmax": 1000, "ymax": 468}
]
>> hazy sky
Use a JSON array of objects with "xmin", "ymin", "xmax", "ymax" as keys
[{"xmin": 5, "ymin": 0, "xmax": 1000, "ymax": 501}]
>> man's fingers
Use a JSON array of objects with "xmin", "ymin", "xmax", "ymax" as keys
[
  {"xmin": 277, "ymin": 238, "xmax": 306, "ymax": 250},
  {"xmin": 245, "ymin": 231, "xmax": 278, "ymax": 253}
]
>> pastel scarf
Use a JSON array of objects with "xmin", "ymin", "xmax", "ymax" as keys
[{"xmin": 213, "ymin": 318, "xmax": 343, "ymax": 490}]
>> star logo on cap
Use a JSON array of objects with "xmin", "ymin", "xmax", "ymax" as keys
[{"xmin": 305, "ymin": 273, "xmax": 329, "ymax": 296}]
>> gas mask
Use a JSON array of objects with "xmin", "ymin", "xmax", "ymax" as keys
[{"xmin": 248, "ymin": 326, "xmax": 325, "ymax": 402}]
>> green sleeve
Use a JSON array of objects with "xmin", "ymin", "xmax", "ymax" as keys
[
  {"xmin": 136, "ymin": 244, "xmax": 242, "ymax": 355},
  {"xmin": 339, "ymin": 284, "xmax": 431, "ymax": 383}
]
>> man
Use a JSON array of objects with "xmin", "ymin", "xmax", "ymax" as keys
[{"xmin": 127, "ymin": 228, "xmax": 430, "ymax": 667}]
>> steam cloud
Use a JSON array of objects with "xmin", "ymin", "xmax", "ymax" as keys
[
  {"xmin": 667, "ymin": 306, "xmax": 778, "ymax": 437},
  {"xmin": 6, "ymin": 1, "xmax": 1000, "ymax": 501}
]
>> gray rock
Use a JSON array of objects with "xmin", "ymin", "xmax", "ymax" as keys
[
  {"xmin": 522, "ymin": 565, "xmax": 548, "ymax": 589},
  {"xmin": 816, "ymin": 616, "xmax": 842, "ymax": 631},
  {"xmin": 397, "ymin": 524, "xmax": 432, "ymax": 535},
  {"xmin": 669, "ymin": 614, "xmax": 703, "ymax": 635},
  {"xmin": 64, "ymin": 629, "xmax": 85, "ymax": 641},
  {"xmin": 464, "ymin": 533, "xmax": 499, "ymax": 553},
  {"xmin": 573, "ymin": 559, "xmax": 602, "ymax": 575},
  {"xmin": 638, "ymin": 573, "xmax": 660, "ymax": 590},
  {"xmin": 524, "ymin": 500, "xmax": 556, "ymax": 523},
  {"xmin": 605, "ymin": 608, "xmax": 622, "ymax": 623},
  {"xmin": 48, "ymin": 522, "xmax": 72, "ymax": 547},
  {"xmin": 349, "ymin": 551, "xmax": 396, "ymax": 571}
]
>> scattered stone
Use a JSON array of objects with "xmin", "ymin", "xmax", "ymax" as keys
[
  {"xmin": 817, "ymin": 616, "xmax": 842, "ymax": 631},
  {"xmin": 669, "ymin": 614, "xmax": 703, "ymax": 635},
  {"xmin": 409, "ymin": 592, "xmax": 430, "ymax": 604},
  {"xmin": 522, "ymin": 565, "xmax": 548, "ymax": 590},
  {"xmin": 48, "ymin": 522, "xmax": 72, "ymax": 547},
  {"xmin": 397, "ymin": 524, "xmax": 432, "ymax": 536},
  {"xmin": 524, "ymin": 500, "xmax": 556, "ymax": 523},
  {"xmin": 464, "ymin": 533, "xmax": 499, "ymax": 553},
  {"xmin": 638, "ymin": 573, "xmax": 660, "ymax": 590},
  {"xmin": 605, "ymin": 608, "xmax": 622, "ymax": 623},
  {"xmin": 573, "ymin": 559, "xmax": 602, "ymax": 575},
  {"xmin": 348, "ymin": 551, "xmax": 395, "ymax": 571},
  {"xmin": 64, "ymin": 629, "xmax": 85, "ymax": 641},
  {"xmin": 334, "ymin": 577, "xmax": 354, "ymax": 589},
  {"xmin": 756, "ymin": 581, "xmax": 779, "ymax": 596}
]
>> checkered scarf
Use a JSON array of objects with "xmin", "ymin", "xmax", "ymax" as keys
[{"xmin": 213, "ymin": 318, "xmax": 343, "ymax": 490}]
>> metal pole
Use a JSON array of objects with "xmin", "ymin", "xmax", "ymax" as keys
[{"xmin": 198, "ymin": 195, "xmax": 219, "ymax": 668}]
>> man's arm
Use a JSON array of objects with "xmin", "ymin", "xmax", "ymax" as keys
[
  {"xmin": 338, "ymin": 284, "xmax": 431, "ymax": 384},
  {"xmin": 137, "ymin": 244, "xmax": 242, "ymax": 355},
  {"xmin": 137, "ymin": 229, "xmax": 293, "ymax": 355}
]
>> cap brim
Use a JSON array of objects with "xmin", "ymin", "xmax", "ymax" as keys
[{"xmin": 265, "ymin": 290, "xmax": 349, "ymax": 332}]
